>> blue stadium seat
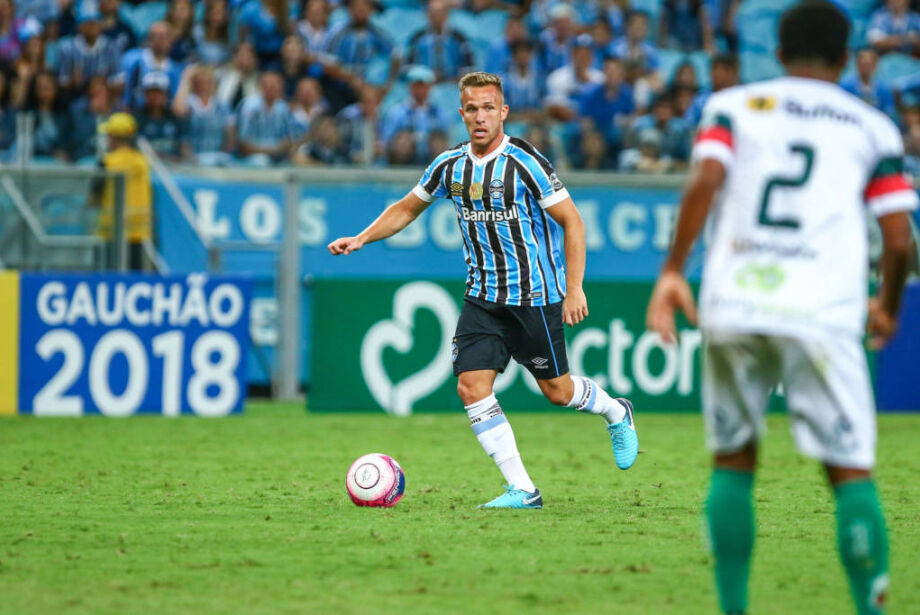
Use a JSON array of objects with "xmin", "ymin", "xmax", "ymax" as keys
[
  {"xmin": 125, "ymin": 1, "xmax": 168, "ymax": 39},
  {"xmin": 446, "ymin": 9, "xmax": 478, "ymax": 42},
  {"xmin": 877, "ymin": 53, "xmax": 920, "ymax": 86},
  {"xmin": 379, "ymin": 81, "xmax": 408, "ymax": 118},
  {"xmin": 689, "ymin": 51, "xmax": 712, "ymax": 90},
  {"xmin": 740, "ymin": 51, "xmax": 784, "ymax": 84},
  {"xmin": 41, "ymin": 195, "xmax": 87, "ymax": 236},
  {"xmin": 430, "ymin": 82, "xmax": 461, "ymax": 115},
  {"xmin": 374, "ymin": 7, "xmax": 428, "ymax": 52},
  {"xmin": 629, "ymin": 0, "xmax": 661, "ymax": 19},
  {"xmin": 840, "ymin": 0, "xmax": 879, "ymax": 19},
  {"xmin": 657, "ymin": 48, "xmax": 686, "ymax": 84},
  {"xmin": 470, "ymin": 10, "xmax": 507, "ymax": 46}
]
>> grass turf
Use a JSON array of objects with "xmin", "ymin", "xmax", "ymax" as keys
[{"xmin": 0, "ymin": 404, "xmax": 918, "ymax": 614}]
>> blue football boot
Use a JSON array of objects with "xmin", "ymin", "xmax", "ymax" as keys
[
  {"xmin": 608, "ymin": 398, "xmax": 639, "ymax": 470},
  {"xmin": 478, "ymin": 485, "xmax": 543, "ymax": 509}
]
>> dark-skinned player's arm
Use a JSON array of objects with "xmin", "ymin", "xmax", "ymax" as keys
[
  {"xmin": 867, "ymin": 210, "xmax": 914, "ymax": 349},
  {"xmin": 646, "ymin": 158, "xmax": 726, "ymax": 343},
  {"xmin": 327, "ymin": 191, "xmax": 431, "ymax": 255},
  {"xmin": 546, "ymin": 197, "xmax": 588, "ymax": 327}
]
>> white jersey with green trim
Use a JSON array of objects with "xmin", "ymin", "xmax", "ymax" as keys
[{"xmin": 693, "ymin": 76, "xmax": 918, "ymax": 339}]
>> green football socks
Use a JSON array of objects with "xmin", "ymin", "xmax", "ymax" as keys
[
  {"xmin": 706, "ymin": 468, "xmax": 754, "ymax": 614},
  {"xmin": 835, "ymin": 480, "xmax": 889, "ymax": 615}
]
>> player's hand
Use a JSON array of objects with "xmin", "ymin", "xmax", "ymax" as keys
[
  {"xmin": 867, "ymin": 297, "xmax": 897, "ymax": 350},
  {"xmin": 563, "ymin": 286, "xmax": 588, "ymax": 327},
  {"xmin": 327, "ymin": 236, "xmax": 365, "ymax": 255},
  {"xmin": 646, "ymin": 270, "xmax": 697, "ymax": 344}
]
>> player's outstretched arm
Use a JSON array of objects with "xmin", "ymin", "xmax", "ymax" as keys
[
  {"xmin": 328, "ymin": 191, "xmax": 431, "ymax": 255},
  {"xmin": 646, "ymin": 158, "xmax": 725, "ymax": 343},
  {"xmin": 547, "ymin": 197, "xmax": 588, "ymax": 326},
  {"xmin": 868, "ymin": 210, "xmax": 914, "ymax": 349}
]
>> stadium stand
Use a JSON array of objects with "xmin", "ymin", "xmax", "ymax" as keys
[{"xmin": 0, "ymin": 0, "xmax": 918, "ymax": 171}]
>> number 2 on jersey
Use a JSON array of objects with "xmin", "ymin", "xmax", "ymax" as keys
[{"xmin": 758, "ymin": 143, "xmax": 815, "ymax": 229}]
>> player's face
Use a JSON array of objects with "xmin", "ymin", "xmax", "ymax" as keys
[{"xmin": 459, "ymin": 85, "xmax": 508, "ymax": 152}]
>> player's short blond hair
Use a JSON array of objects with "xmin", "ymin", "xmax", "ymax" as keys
[{"xmin": 457, "ymin": 72, "xmax": 503, "ymax": 95}]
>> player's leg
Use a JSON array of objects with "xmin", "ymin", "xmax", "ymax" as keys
[
  {"xmin": 780, "ymin": 336, "xmax": 888, "ymax": 615},
  {"xmin": 536, "ymin": 373, "xmax": 637, "ymax": 469},
  {"xmin": 453, "ymin": 298, "xmax": 541, "ymax": 509},
  {"xmin": 503, "ymin": 300, "xmax": 637, "ymax": 468},
  {"xmin": 703, "ymin": 332, "xmax": 778, "ymax": 615}
]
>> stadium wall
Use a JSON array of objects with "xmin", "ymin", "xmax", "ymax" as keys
[{"xmin": 147, "ymin": 167, "xmax": 919, "ymax": 412}]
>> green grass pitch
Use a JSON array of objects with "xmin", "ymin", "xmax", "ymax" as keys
[{"xmin": 1, "ymin": 404, "xmax": 918, "ymax": 614}]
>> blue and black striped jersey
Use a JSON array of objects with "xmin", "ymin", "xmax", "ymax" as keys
[{"xmin": 412, "ymin": 135, "xmax": 570, "ymax": 307}]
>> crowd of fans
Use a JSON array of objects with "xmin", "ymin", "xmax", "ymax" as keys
[{"xmin": 0, "ymin": 0, "xmax": 919, "ymax": 171}]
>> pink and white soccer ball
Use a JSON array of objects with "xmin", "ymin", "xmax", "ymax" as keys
[{"xmin": 346, "ymin": 453, "xmax": 406, "ymax": 507}]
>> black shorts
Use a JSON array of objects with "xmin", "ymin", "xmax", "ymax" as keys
[{"xmin": 452, "ymin": 296, "xmax": 569, "ymax": 380}]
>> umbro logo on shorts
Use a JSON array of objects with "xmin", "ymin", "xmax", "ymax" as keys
[{"xmin": 532, "ymin": 357, "xmax": 549, "ymax": 369}]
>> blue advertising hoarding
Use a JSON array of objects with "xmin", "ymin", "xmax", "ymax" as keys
[{"xmin": 16, "ymin": 273, "xmax": 252, "ymax": 416}]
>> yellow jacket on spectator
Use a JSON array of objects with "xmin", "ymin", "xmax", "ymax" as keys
[{"xmin": 98, "ymin": 146, "xmax": 152, "ymax": 242}]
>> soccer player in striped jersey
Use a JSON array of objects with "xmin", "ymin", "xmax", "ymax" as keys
[
  {"xmin": 329, "ymin": 71, "xmax": 639, "ymax": 509},
  {"xmin": 647, "ymin": 3, "xmax": 917, "ymax": 614}
]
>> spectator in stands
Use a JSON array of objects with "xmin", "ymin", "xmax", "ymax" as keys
[
  {"xmin": 216, "ymin": 42, "xmax": 261, "ymax": 109},
  {"xmin": 325, "ymin": 0, "xmax": 399, "ymax": 90},
  {"xmin": 238, "ymin": 0, "xmax": 292, "ymax": 69},
  {"xmin": 711, "ymin": 0, "xmax": 740, "ymax": 53},
  {"xmin": 172, "ymin": 64, "xmax": 235, "ymax": 165},
  {"xmin": 9, "ymin": 19, "xmax": 45, "ymax": 109},
  {"xmin": 671, "ymin": 84, "xmax": 696, "ymax": 118},
  {"xmin": 0, "ymin": 0, "xmax": 24, "ymax": 64},
  {"xmin": 544, "ymin": 33, "xmax": 603, "ymax": 122},
  {"xmin": 536, "ymin": 3, "xmax": 576, "ymax": 75},
  {"xmin": 841, "ymin": 47, "xmax": 897, "ymax": 120},
  {"xmin": 279, "ymin": 34, "xmax": 308, "ymax": 98},
  {"xmin": 194, "ymin": 0, "xmax": 232, "ymax": 66},
  {"xmin": 577, "ymin": 55, "xmax": 634, "ymax": 154},
  {"xmin": 502, "ymin": 40, "xmax": 543, "ymax": 122},
  {"xmin": 166, "ymin": 0, "xmax": 197, "ymax": 63},
  {"xmin": 120, "ymin": 22, "xmax": 182, "ymax": 110},
  {"xmin": 427, "ymin": 129, "xmax": 449, "ymax": 157},
  {"xmin": 293, "ymin": 114, "xmax": 347, "ymax": 165},
  {"xmin": 68, "ymin": 75, "xmax": 112, "ymax": 162},
  {"xmin": 100, "ymin": 0, "xmax": 137, "ymax": 56},
  {"xmin": 298, "ymin": 0, "xmax": 332, "ymax": 61},
  {"xmin": 577, "ymin": 125, "xmax": 612, "ymax": 170},
  {"xmin": 524, "ymin": 123, "xmax": 555, "ymax": 162},
  {"xmin": 291, "ymin": 76, "xmax": 328, "ymax": 136},
  {"xmin": 96, "ymin": 112, "xmax": 152, "ymax": 271},
  {"xmin": 26, "ymin": 71, "xmax": 68, "ymax": 161},
  {"xmin": 589, "ymin": 18, "xmax": 615, "ymax": 68},
  {"xmin": 604, "ymin": 0, "xmax": 627, "ymax": 38},
  {"xmin": 610, "ymin": 11, "xmax": 661, "ymax": 82},
  {"xmin": 136, "ymin": 71, "xmax": 183, "ymax": 161},
  {"xmin": 386, "ymin": 128, "xmax": 417, "ymax": 165},
  {"xmin": 903, "ymin": 107, "xmax": 920, "ymax": 175},
  {"xmin": 336, "ymin": 82, "xmax": 381, "ymax": 164},
  {"xmin": 235, "ymin": 71, "xmax": 297, "ymax": 165},
  {"xmin": 56, "ymin": 5, "xmax": 119, "ymax": 102},
  {"xmin": 684, "ymin": 52, "xmax": 738, "ymax": 126},
  {"xmin": 671, "ymin": 60, "xmax": 699, "ymax": 90},
  {"xmin": 406, "ymin": 0, "xmax": 475, "ymax": 83},
  {"xmin": 623, "ymin": 92, "xmax": 690, "ymax": 170},
  {"xmin": 619, "ymin": 125, "xmax": 671, "ymax": 173},
  {"xmin": 868, "ymin": 0, "xmax": 920, "ymax": 56},
  {"xmin": 380, "ymin": 65, "xmax": 449, "ymax": 161},
  {"xmin": 0, "ymin": 71, "xmax": 17, "ymax": 159},
  {"xmin": 658, "ymin": 0, "xmax": 714, "ymax": 53},
  {"xmin": 485, "ymin": 15, "xmax": 527, "ymax": 75}
]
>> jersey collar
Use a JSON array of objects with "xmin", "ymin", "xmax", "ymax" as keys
[{"xmin": 467, "ymin": 134, "xmax": 509, "ymax": 165}]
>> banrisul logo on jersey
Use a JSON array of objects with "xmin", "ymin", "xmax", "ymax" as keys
[{"xmin": 310, "ymin": 280, "xmax": 702, "ymax": 414}]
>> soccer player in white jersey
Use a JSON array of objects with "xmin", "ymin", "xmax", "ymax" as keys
[
  {"xmin": 646, "ymin": 3, "xmax": 917, "ymax": 614},
  {"xmin": 329, "ymin": 72, "xmax": 639, "ymax": 509}
]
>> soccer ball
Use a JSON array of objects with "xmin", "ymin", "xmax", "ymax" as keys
[{"xmin": 346, "ymin": 453, "xmax": 406, "ymax": 507}]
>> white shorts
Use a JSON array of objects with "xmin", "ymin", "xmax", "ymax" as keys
[{"xmin": 702, "ymin": 330, "xmax": 876, "ymax": 469}]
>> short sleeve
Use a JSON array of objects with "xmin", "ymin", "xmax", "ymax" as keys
[
  {"xmin": 412, "ymin": 152, "xmax": 457, "ymax": 202},
  {"xmin": 517, "ymin": 146, "xmax": 570, "ymax": 209},
  {"xmin": 864, "ymin": 115, "xmax": 919, "ymax": 218},
  {"xmin": 691, "ymin": 93, "xmax": 735, "ymax": 171}
]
